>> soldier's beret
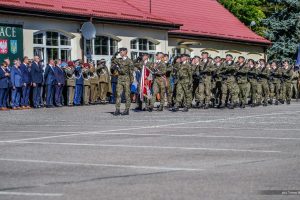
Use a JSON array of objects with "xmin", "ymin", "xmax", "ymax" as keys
[
  {"xmin": 156, "ymin": 52, "xmax": 164, "ymax": 56},
  {"xmin": 238, "ymin": 56, "xmax": 245, "ymax": 60},
  {"xmin": 226, "ymin": 54, "xmax": 233, "ymax": 58},
  {"xmin": 67, "ymin": 61, "xmax": 74, "ymax": 67},
  {"xmin": 83, "ymin": 63, "xmax": 89, "ymax": 67},
  {"xmin": 100, "ymin": 59, "xmax": 106, "ymax": 63},
  {"xmin": 193, "ymin": 56, "xmax": 200, "ymax": 59},
  {"xmin": 164, "ymin": 54, "xmax": 169, "ymax": 57},
  {"xmin": 119, "ymin": 47, "xmax": 127, "ymax": 52},
  {"xmin": 142, "ymin": 53, "xmax": 149, "ymax": 56},
  {"xmin": 214, "ymin": 56, "xmax": 221, "ymax": 59},
  {"xmin": 201, "ymin": 51, "xmax": 209, "ymax": 55}
]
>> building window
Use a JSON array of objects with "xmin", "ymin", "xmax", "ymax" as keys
[
  {"xmin": 130, "ymin": 38, "xmax": 157, "ymax": 61},
  {"xmin": 85, "ymin": 36, "xmax": 119, "ymax": 57},
  {"xmin": 33, "ymin": 31, "xmax": 72, "ymax": 62}
]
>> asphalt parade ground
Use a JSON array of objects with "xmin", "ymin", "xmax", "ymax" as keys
[{"xmin": 0, "ymin": 102, "xmax": 300, "ymax": 200}]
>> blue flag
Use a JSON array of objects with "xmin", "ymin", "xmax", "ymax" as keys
[{"xmin": 296, "ymin": 44, "xmax": 300, "ymax": 67}]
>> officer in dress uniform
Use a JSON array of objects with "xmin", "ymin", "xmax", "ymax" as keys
[
  {"xmin": 64, "ymin": 61, "xmax": 76, "ymax": 106},
  {"xmin": 82, "ymin": 63, "xmax": 91, "ymax": 105},
  {"xmin": 98, "ymin": 59, "xmax": 110, "ymax": 104},
  {"xmin": 89, "ymin": 62, "xmax": 100, "ymax": 104}
]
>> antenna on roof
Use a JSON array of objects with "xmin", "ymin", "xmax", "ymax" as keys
[{"xmin": 81, "ymin": 22, "xmax": 96, "ymax": 40}]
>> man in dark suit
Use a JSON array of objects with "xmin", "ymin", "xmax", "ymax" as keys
[
  {"xmin": 11, "ymin": 59, "xmax": 23, "ymax": 110},
  {"xmin": 54, "ymin": 60, "xmax": 66, "ymax": 107},
  {"xmin": 30, "ymin": 56, "xmax": 44, "ymax": 108},
  {"xmin": 44, "ymin": 59, "xmax": 56, "ymax": 108},
  {"xmin": 4, "ymin": 58, "xmax": 12, "ymax": 108},
  {"xmin": 20, "ymin": 56, "xmax": 31, "ymax": 109},
  {"xmin": 0, "ymin": 61, "xmax": 10, "ymax": 111}
]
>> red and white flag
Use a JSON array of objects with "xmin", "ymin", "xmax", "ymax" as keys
[
  {"xmin": 0, "ymin": 40, "xmax": 8, "ymax": 54},
  {"xmin": 140, "ymin": 63, "xmax": 152, "ymax": 101}
]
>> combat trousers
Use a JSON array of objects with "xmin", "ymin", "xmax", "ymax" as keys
[
  {"xmin": 115, "ymin": 80, "xmax": 131, "ymax": 110},
  {"xmin": 151, "ymin": 78, "xmax": 165, "ymax": 108},
  {"xmin": 269, "ymin": 81, "xmax": 281, "ymax": 101},
  {"xmin": 257, "ymin": 80, "xmax": 269, "ymax": 103},
  {"xmin": 67, "ymin": 86, "xmax": 75, "ymax": 105},
  {"xmin": 90, "ymin": 83, "xmax": 98, "ymax": 103},
  {"xmin": 249, "ymin": 79, "xmax": 257, "ymax": 104},
  {"xmin": 291, "ymin": 82, "xmax": 299, "ymax": 99},
  {"xmin": 197, "ymin": 76, "xmax": 211, "ymax": 105},
  {"xmin": 83, "ymin": 85, "xmax": 90, "ymax": 105},
  {"xmin": 281, "ymin": 81, "xmax": 292, "ymax": 101},
  {"xmin": 99, "ymin": 82, "xmax": 109, "ymax": 101},
  {"xmin": 166, "ymin": 77, "xmax": 172, "ymax": 105},
  {"xmin": 221, "ymin": 78, "xmax": 239, "ymax": 104},
  {"xmin": 238, "ymin": 82, "xmax": 249, "ymax": 105},
  {"xmin": 175, "ymin": 81, "xmax": 192, "ymax": 108}
]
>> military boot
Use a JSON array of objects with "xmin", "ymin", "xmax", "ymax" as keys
[
  {"xmin": 218, "ymin": 103, "xmax": 226, "ymax": 109},
  {"xmin": 157, "ymin": 106, "xmax": 163, "ymax": 111},
  {"xmin": 287, "ymin": 100, "xmax": 291, "ymax": 105},
  {"xmin": 121, "ymin": 109, "xmax": 129, "ymax": 115},
  {"xmin": 228, "ymin": 103, "xmax": 234, "ymax": 109},
  {"xmin": 182, "ymin": 107, "xmax": 189, "ymax": 112},
  {"xmin": 113, "ymin": 109, "xmax": 121, "ymax": 116},
  {"xmin": 172, "ymin": 106, "xmax": 179, "ymax": 112},
  {"xmin": 275, "ymin": 100, "xmax": 279, "ymax": 105},
  {"xmin": 203, "ymin": 104, "xmax": 209, "ymax": 109},
  {"xmin": 268, "ymin": 99, "xmax": 273, "ymax": 105},
  {"xmin": 263, "ymin": 101, "xmax": 268, "ymax": 106}
]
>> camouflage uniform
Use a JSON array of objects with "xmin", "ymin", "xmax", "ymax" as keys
[
  {"xmin": 192, "ymin": 63, "xmax": 201, "ymax": 106},
  {"xmin": 247, "ymin": 66, "xmax": 259, "ymax": 106},
  {"xmin": 291, "ymin": 69, "xmax": 299, "ymax": 100},
  {"xmin": 236, "ymin": 62, "xmax": 249, "ymax": 107},
  {"xmin": 165, "ymin": 62, "xmax": 173, "ymax": 107},
  {"xmin": 257, "ymin": 66, "xmax": 270, "ymax": 105},
  {"xmin": 219, "ymin": 61, "xmax": 239, "ymax": 108},
  {"xmin": 112, "ymin": 57, "xmax": 134, "ymax": 111},
  {"xmin": 269, "ymin": 67, "xmax": 282, "ymax": 104},
  {"xmin": 197, "ymin": 60, "xmax": 215, "ymax": 108},
  {"xmin": 98, "ymin": 63, "xmax": 110, "ymax": 102},
  {"xmin": 174, "ymin": 61, "xmax": 193, "ymax": 109},
  {"xmin": 281, "ymin": 66, "xmax": 293, "ymax": 104},
  {"xmin": 212, "ymin": 62, "xmax": 222, "ymax": 107},
  {"xmin": 150, "ymin": 60, "xmax": 166, "ymax": 110}
]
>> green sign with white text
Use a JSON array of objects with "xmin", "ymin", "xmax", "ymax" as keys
[{"xmin": 0, "ymin": 23, "xmax": 23, "ymax": 62}]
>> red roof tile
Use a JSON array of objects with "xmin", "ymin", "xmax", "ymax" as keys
[
  {"xmin": 0, "ymin": 0, "xmax": 180, "ymax": 27},
  {"xmin": 127, "ymin": 0, "xmax": 271, "ymax": 45},
  {"xmin": 0, "ymin": 0, "xmax": 271, "ymax": 45}
]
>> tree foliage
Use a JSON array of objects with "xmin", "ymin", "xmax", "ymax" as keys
[
  {"xmin": 263, "ymin": 0, "xmax": 300, "ymax": 62},
  {"xmin": 218, "ymin": 0, "xmax": 267, "ymax": 35}
]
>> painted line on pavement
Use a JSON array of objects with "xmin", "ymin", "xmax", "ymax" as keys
[
  {"xmin": 0, "ymin": 191, "xmax": 62, "ymax": 197},
  {"xmin": 0, "ymin": 158, "xmax": 204, "ymax": 172}
]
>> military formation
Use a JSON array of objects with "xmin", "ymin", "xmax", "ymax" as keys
[
  {"xmin": 110, "ymin": 49, "xmax": 300, "ymax": 115},
  {"xmin": 1, "ymin": 48, "xmax": 299, "ymax": 115}
]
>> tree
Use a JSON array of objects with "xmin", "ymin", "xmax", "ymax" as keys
[
  {"xmin": 263, "ymin": 0, "xmax": 300, "ymax": 62},
  {"xmin": 218, "ymin": 0, "xmax": 267, "ymax": 35}
]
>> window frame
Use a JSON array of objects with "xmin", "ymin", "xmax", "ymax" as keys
[
  {"xmin": 33, "ymin": 31, "xmax": 72, "ymax": 62},
  {"xmin": 130, "ymin": 38, "xmax": 157, "ymax": 61}
]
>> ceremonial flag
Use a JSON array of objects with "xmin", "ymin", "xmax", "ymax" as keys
[{"xmin": 140, "ymin": 63, "xmax": 152, "ymax": 101}]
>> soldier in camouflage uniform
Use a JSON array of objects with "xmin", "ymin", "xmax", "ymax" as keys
[
  {"xmin": 235, "ymin": 56, "xmax": 249, "ymax": 108},
  {"xmin": 211, "ymin": 56, "xmax": 223, "ymax": 107},
  {"xmin": 281, "ymin": 60, "xmax": 293, "ymax": 104},
  {"xmin": 219, "ymin": 54, "xmax": 239, "ymax": 109},
  {"xmin": 172, "ymin": 54, "xmax": 193, "ymax": 112},
  {"xmin": 256, "ymin": 59, "xmax": 270, "ymax": 106},
  {"xmin": 269, "ymin": 61, "xmax": 282, "ymax": 105},
  {"xmin": 150, "ymin": 52, "xmax": 167, "ymax": 112},
  {"xmin": 191, "ymin": 56, "xmax": 201, "ymax": 108},
  {"xmin": 111, "ymin": 48, "xmax": 134, "ymax": 115},
  {"xmin": 291, "ymin": 66, "xmax": 299, "ymax": 101},
  {"xmin": 247, "ymin": 59, "xmax": 259, "ymax": 107},
  {"xmin": 197, "ymin": 52, "xmax": 215, "ymax": 109},
  {"xmin": 164, "ymin": 54, "xmax": 173, "ymax": 108}
]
